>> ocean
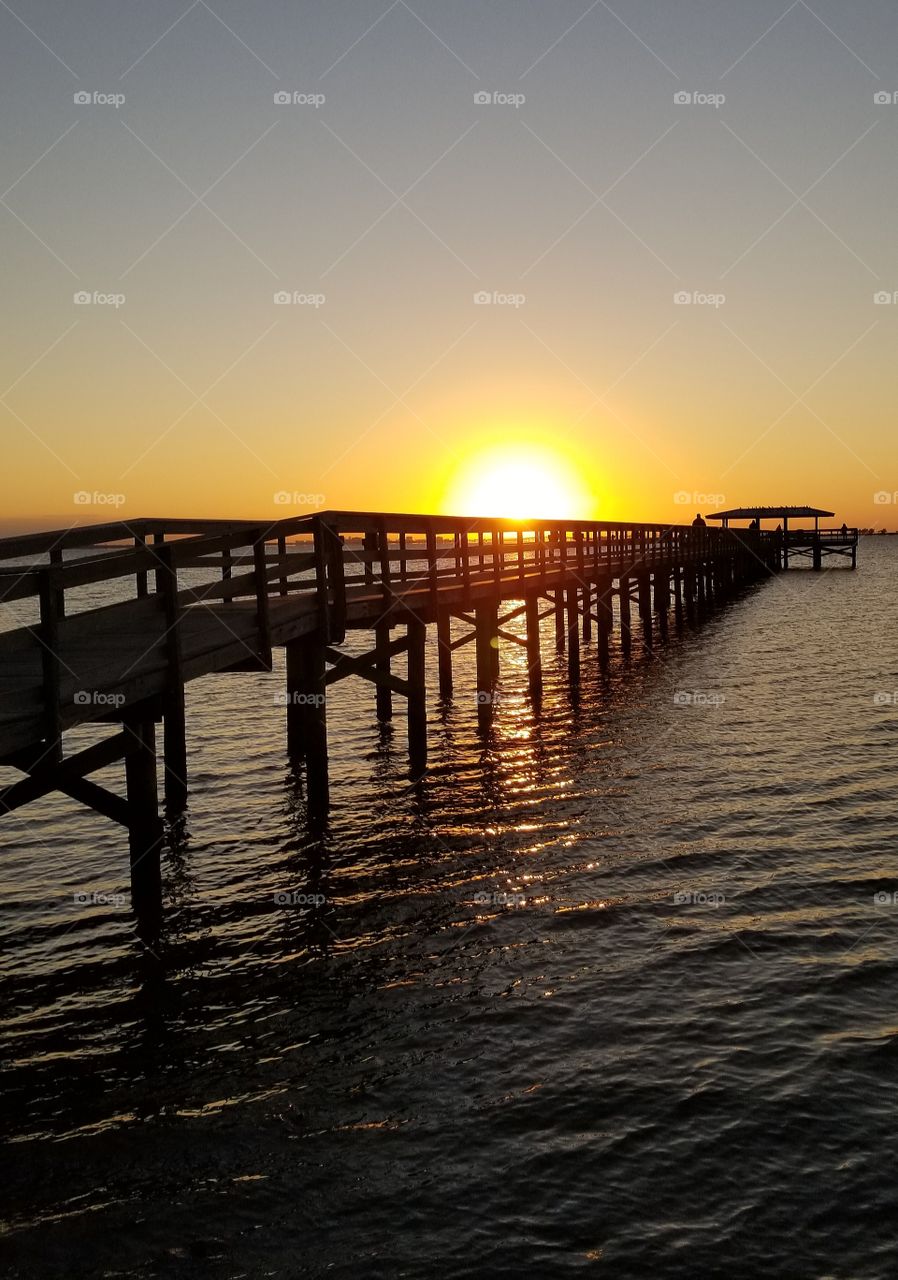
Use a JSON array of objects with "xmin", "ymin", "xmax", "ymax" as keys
[{"xmin": 3, "ymin": 537, "xmax": 896, "ymax": 1278}]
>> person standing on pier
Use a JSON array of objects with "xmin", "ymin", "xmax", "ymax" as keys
[{"xmin": 692, "ymin": 513, "xmax": 706, "ymax": 527}]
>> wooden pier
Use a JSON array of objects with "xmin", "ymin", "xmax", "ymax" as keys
[{"xmin": 0, "ymin": 509, "xmax": 849, "ymax": 927}]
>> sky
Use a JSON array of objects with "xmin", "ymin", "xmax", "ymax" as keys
[{"xmin": 1, "ymin": 0, "xmax": 896, "ymax": 530}]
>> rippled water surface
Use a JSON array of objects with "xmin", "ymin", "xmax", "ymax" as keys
[{"xmin": 3, "ymin": 539, "xmax": 898, "ymax": 1278}]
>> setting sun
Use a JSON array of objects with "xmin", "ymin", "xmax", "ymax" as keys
[{"xmin": 444, "ymin": 444, "xmax": 598, "ymax": 521}]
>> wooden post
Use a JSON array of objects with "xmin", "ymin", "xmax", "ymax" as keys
[
  {"xmin": 554, "ymin": 587, "xmax": 565, "ymax": 650},
  {"xmin": 375, "ymin": 622, "xmax": 392, "ymax": 721},
  {"xmin": 619, "ymin": 576, "xmax": 632, "ymax": 652},
  {"xmin": 475, "ymin": 602, "xmax": 497, "ymax": 702},
  {"xmin": 407, "ymin": 616, "xmax": 427, "ymax": 771},
  {"xmin": 638, "ymin": 573, "xmax": 652, "ymax": 648},
  {"xmin": 582, "ymin": 580, "xmax": 592, "ymax": 643},
  {"xmin": 125, "ymin": 716, "xmax": 163, "ymax": 927},
  {"xmin": 597, "ymin": 575, "xmax": 612, "ymax": 669},
  {"xmin": 566, "ymin": 585, "xmax": 580, "ymax": 684},
  {"xmin": 525, "ymin": 593, "xmax": 542, "ymax": 699},
  {"xmin": 436, "ymin": 607, "xmax": 453, "ymax": 697},
  {"xmin": 294, "ymin": 637, "xmax": 328, "ymax": 810}
]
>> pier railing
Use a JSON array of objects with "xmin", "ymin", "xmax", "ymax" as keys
[{"xmin": 0, "ymin": 513, "xmax": 772, "ymax": 650}]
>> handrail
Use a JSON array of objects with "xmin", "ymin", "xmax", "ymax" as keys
[{"xmin": 0, "ymin": 511, "xmax": 778, "ymax": 649}]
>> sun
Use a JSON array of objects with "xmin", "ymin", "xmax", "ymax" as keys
[{"xmin": 444, "ymin": 444, "xmax": 596, "ymax": 521}]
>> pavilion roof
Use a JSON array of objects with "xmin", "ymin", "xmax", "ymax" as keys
[{"xmin": 706, "ymin": 505, "xmax": 834, "ymax": 520}]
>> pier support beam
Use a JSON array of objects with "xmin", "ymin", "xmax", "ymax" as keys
[
  {"xmin": 475, "ymin": 602, "xmax": 498, "ymax": 702},
  {"xmin": 597, "ymin": 575, "xmax": 612, "ymax": 669},
  {"xmin": 525, "ymin": 593, "xmax": 543, "ymax": 699},
  {"xmin": 162, "ymin": 686, "xmax": 188, "ymax": 811},
  {"xmin": 566, "ymin": 585, "xmax": 580, "ymax": 684},
  {"xmin": 124, "ymin": 717, "xmax": 163, "ymax": 928},
  {"xmin": 554, "ymin": 588, "xmax": 565, "ymax": 650},
  {"xmin": 619, "ymin": 576, "xmax": 632, "ymax": 653},
  {"xmin": 288, "ymin": 636, "xmax": 328, "ymax": 811},
  {"xmin": 375, "ymin": 622, "xmax": 392, "ymax": 721},
  {"xmin": 637, "ymin": 573, "xmax": 652, "ymax": 649},
  {"xmin": 582, "ymin": 582, "xmax": 592, "ymax": 643},
  {"xmin": 407, "ymin": 616, "xmax": 427, "ymax": 772},
  {"xmin": 436, "ymin": 607, "xmax": 453, "ymax": 697}
]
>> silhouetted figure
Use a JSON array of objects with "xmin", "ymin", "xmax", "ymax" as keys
[
  {"xmin": 692, "ymin": 513, "xmax": 706, "ymax": 528},
  {"xmin": 840, "ymin": 522, "xmax": 848, "ymax": 536}
]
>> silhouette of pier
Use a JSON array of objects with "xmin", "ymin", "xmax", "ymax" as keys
[{"xmin": 0, "ymin": 509, "xmax": 856, "ymax": 928}]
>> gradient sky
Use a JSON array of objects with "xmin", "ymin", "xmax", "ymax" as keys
[{"xmin": 1, "ymin": 0, "xmax": 896, "ymax": 529}]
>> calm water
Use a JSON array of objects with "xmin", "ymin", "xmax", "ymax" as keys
[{"xmin": 3, "ymin": 539, "xmax": 898, "ymax": 1278}]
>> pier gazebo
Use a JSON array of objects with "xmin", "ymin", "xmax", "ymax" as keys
[{"xmin": 706, "ymin": 505, "xmax": 858, "ymax": 570}]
